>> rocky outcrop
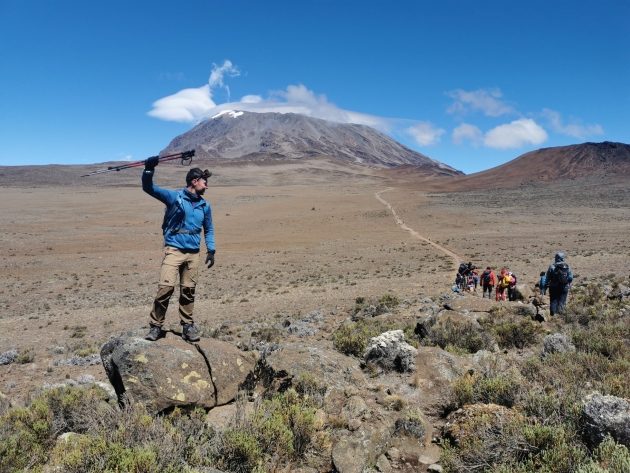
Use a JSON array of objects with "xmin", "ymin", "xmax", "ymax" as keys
[
  {"xmin": 363, "ymin": 330, "xmax": 417, "ymax": 373},
  {"xmin": 541, "ymin": 333, "xmax": 576, "ymax": 358},
  {"xmin": 101, "ymin": 335, "xmax": 256, "ymax": 414},
  {"xmin": 332, "ymin": 421, "xmax": 394, "ymax": 473},
  {"xmin": 257, "ymin": 343, "xmax": 367, "ymax": 394},
  {"xmin": 581, "ymin": 392, "xmax": 630, "ymax": 448}
]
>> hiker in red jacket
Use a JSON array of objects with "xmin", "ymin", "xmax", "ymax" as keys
[{"xmin": 480, "ymin": 267, "xmax": 497, "ymax": 299}]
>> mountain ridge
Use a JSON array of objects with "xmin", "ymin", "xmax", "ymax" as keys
[{"xmin": 161, "ymin": 110, "xmax": 462, "ymax": 176}]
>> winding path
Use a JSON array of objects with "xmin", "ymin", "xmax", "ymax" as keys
[{"xmin": 375, "ymin": 187, "xmax": 461, "ymax": 270}]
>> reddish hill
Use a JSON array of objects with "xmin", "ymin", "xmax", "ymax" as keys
[{"xmin": 439, "ymin": 141, "xmax": 630, "ymax": 190}]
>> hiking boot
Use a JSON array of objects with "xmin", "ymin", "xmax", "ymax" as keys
[
  {"xmin": 182, "ymin": 323, "xmax": 201, "ymax": 342},
  {"xmin": 145, "ymin": 325, "xmax": 165, "ymax": 341}
]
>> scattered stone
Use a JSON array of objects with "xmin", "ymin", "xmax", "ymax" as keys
[
  {"xmin": 607, "ymin": 284, "xmax": 630, "ymax": 300},
  {"xmin": 376, "ymin": 454, "xmax": 393, "ymax": 473},
  {"xmin": 443, "ymin": 297, "xmax": 495, "ymax": 313},
  {"xmin": 414, "ymin": 314, "xmax": 437, "ymax": 340},
  {"xmin": 58, "ymin": 432, "xmax": 79, "ymax": 443},
  {"xmin": 0, "ymin": 349, "xmax": 18, "ymax": 365},
  {"xmin": 428, "ymin": 464, "xmax": 443, "ymax": 473},
  {"xmin": 55, "ymin": 354, "xmax": 101, "ymax": 367},
  {"xmin": 348, "ymin": 418, "xmax": 362, "ymax": 431},
  {"xmin": 76, "ymin": 374, "xmax": 96, "ymax": 384},
  {"xmin": 512, "ymin": 284, "xmax": 534, "ymax": 301},
  {"xmin": 363, "ymin": 330, "xmax": 417, "ymax": 373},
  {"xmin": 541, "ymin": 333, "xmax": 576, "ymax": 358},
  {"xmin": 415, "ymin": 346, "xmax": 472, "ymax": 390},
  {"xmin": 332, "ymin": 423, "xmax": 392, "ymax": 473},
  {"xmin": 581, "ymin": 392, "xmax": 630, "ymax": 448},
  {"xmin": 343, "ymin": 395, "xmax": 368, "ymax": 419}
]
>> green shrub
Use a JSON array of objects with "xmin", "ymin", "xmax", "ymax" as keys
[
  {"xmin": 50, "ymin": 435, "xmax": 160, "ymax": 473},
  {"xmin": 332, "ymin": 319, "xmax": 396, "ymax": 356},
  {"xmin": 484, "ymin": 318, "xmax": 542, "ymax": 349},
  {"xmin": 394, "ymin": 409, "xmax": 425, "ymax": 440},
  {"xmin": 217, "ymin": 389, "xmax": 317, "ymax": 472},
  {"xmin": 425, "ymin": 318, "xmax": 495, "ymax": 354},
  {"xmin": 451, "ymin": 371, "xmax": 522, "ymax": 409},
  {"xmin": 0, "ymin": 385, "xmax": 113, "ymax": 472},
  {"xmin": 378, "ymin": 293, "xmax": 400, "ymax": 309},
  {"xmin": 220, "ymin": 430, "xmax": 263, "ymax": 473},
  {"xmin": 576, "ymin": 436, "xmax": 630, "ymax": 473}
]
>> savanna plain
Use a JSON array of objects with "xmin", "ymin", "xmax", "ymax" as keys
[{"xmin": 1, "ymin": 161, "xmax": 628, "ymax": 402}]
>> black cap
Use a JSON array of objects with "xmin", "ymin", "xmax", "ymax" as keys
[{"xmin": 186, "ymin": 168, "xmax": 212, "ymax": 185}]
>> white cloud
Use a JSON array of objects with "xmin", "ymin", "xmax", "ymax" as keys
[
  {"xmin": 149, "ymin": 66, "xmax": 392, "ymax": 131},
  {"xmin": 452, "ymin": 123, "xmax": 482, "ymax": 145},
  {"xmin": 447, "ymin": 88, "xmax": 514, "ymax": 117},
  {"xmin": 483, "ymin": 118, "xmax": 548, "ymax": 149},
  {"xmin": 241, "ymin": 95, "xmax": 262, "ymax": 103},
  {"xmin": 541, "ymin": 108, "xmax": 604, "ymax": 139},
  {"xmin": 147, "ymin": 84, "xmax": 216, "ymax": 122},
  {"xmin": 405, "ymin": 122, "xmax": 445, "ymax": 146},
  {"xmin": 208, "ymin": 60, "xmax": 240, "ymax": 100},
  {"xmin": 148, "ymin": 61, "xmax": 239, "ymax": 122}
]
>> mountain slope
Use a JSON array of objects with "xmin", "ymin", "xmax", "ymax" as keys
[
  {"xmin": 441, "ymin": 141, "xmax": 630, "ymax": 190},
  {"xmin": 162, "ymin": 111, "xmax": 462, "ymax": 176}
]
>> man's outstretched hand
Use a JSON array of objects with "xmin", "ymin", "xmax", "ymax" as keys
[
  {"xmin": 206, "ymin": 250, "xmax": 215, "ymax": 268},
  {"xmin": 144, "ymin": 156, "xmax": 160, "ymax": 170}
]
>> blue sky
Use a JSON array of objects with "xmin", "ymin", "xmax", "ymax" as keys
[{"xmin": 1, "ymin": 0, "xmax": 628, "ymax": 173}]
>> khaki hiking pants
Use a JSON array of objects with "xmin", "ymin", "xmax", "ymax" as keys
[{"xmin": 150, "ymin": 246, "xmax": 201, "ymax": 327}]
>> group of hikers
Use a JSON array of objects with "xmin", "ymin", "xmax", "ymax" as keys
[
  {"xmin": 138, "ymin": 155, "xmax": 576, "ymax": 344},
  {"xmin": 455, "ymin": 253, "xmax": 574, "ymax": 316}
]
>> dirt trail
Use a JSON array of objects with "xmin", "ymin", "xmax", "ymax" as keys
[{"xmin": 375, "ymin": 187, "xmax": 461, "ymax": 270}]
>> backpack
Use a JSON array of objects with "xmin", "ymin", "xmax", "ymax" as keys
[
  {"xmin": 482, "ymin": 270, "xmax": 493, "ymax": 285},
  {"xmin": 509, "ymin": 273, "xmax": 517, "ymax": 286},
  {"xmin": 551, "ymin": 262, "xmax": 570, "ymax": 285},
  {"xmin": 162, "ymin": 191, "xmax": 185, "ymax": 235},
  {"xmin": 458, "ymin": 263, "xmax": 468, "ymax": 275},
  {"xmin": 161, "ymin": 191, "xmax": 206, "ymax": 235}
]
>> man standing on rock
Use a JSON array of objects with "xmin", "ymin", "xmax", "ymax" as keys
[
  {"xmin": 545, "ymin": 251, "xmax": 573, "ymax": 316},
  {"xmin": 142, "ymin": 156, "xmax": 215, "ymax": 342}
]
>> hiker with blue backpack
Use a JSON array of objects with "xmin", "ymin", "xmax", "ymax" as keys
[
  {"xmin": 544, "ymin": 251, "xmax": 573, "ymax": 316},
  {"xmin": 142, "ymin": 156, "xmax": 215, "ymax": 342}
]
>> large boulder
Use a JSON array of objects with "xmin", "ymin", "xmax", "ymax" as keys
[
  {"xmin": 363, "ymin": 330, "xmax": 417, "ymax": 373},
  {"xmin": 581, "ymin": 392, "xmax": 630, "ymax": 448},
  {"xmin": 101, "ymin": 335, "xmax": 256, "ymax": 414}
]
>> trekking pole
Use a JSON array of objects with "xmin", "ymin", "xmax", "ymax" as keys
[{"xmin": 80, "ymin": 150, "xmax": 195, "ymax": 177}]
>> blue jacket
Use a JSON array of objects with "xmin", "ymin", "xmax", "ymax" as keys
[
  {"xmin": 539, "ymin": 275, "xmax": 547, "ymax": 288},
  {"xmin": 142, "ymin": 170, "xmax": 215, "ymax": 252}
]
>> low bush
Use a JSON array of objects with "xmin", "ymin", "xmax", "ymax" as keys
[
  {"xmin": 482, "ymin": 317, "xmax": 542, "ymax": 349},
  {"xmin": 443, "ymin": 278, "xmax": 630, "ymax": 472},
  {"xmin": 332, "ymin": 319, "xmax": 397, "ymax": 357},
  {"xmin": 450, "ymin": 370, "xmax": 522, "ymax": 409},
  {"xmin": 425, "ymin": 318, "xmax": 495, "ymax": 354},
  {"xmin": 217, "ymin": 389, "xmax": 318, "ymax": 472}
]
